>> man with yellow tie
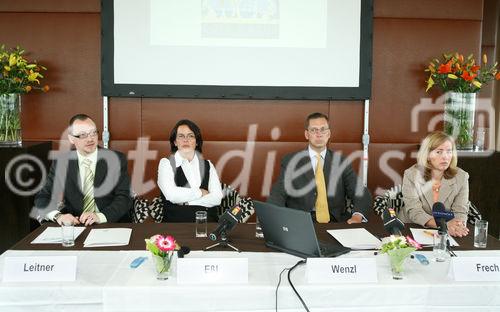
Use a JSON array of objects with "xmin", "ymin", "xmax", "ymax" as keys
[
  {"xmin": 34, "ymin": 114, "xmax": 132, "ymax": 226},
  {"xmin": 267, "ymin": 112, "xmax": 371, "ymax": 223}
]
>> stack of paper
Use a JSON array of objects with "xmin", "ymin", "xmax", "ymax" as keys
[
  {"xmin": 83, "ymin": 228, "xmax": 132, "ymax": 247},
  {"xmin": 31, "ymin": 227, "xmax": 86, "ymax": 244},
  {"xmin": 327, "ymin": 228, "xmax": 382, "ymax": 249},
  {"xmin": 410, "ymin": 228, "xmax": 459, "ymax": 246}
]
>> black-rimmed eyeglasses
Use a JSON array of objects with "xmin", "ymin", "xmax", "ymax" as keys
[
  {"xmin": 307, "ymin": 127, "xmax": 330, "ymax": 134},
  {"xmin": 71, "ymin": 129, "xmax": 99, "ymax": 139}
]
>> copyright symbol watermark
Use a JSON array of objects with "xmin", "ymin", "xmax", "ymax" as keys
[{"xmin": 4, "ymin": 154, "xmax": 47, "ymax": 197}]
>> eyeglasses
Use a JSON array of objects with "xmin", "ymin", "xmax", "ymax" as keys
[
  {"xmin": 307, "ymin": 127, "xmax": 330, "ymax": 134},
  {"xmin": 177, "ymin": 133, "xmax": 196, "ymax": 140},
  {"xmin": 71, "ymin": 129, "xmax": 99, "ymax": 139}
]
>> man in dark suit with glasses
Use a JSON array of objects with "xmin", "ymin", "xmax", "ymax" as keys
[
  {"xmin": 34, "ymin": 114, "xmax": 132, "ymax": 225},
  {"xmin": 267, "ymin": 112, "xmax": 371, "ymax": 223}
]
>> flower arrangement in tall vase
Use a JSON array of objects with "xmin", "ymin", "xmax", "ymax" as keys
[
  {"xmin": 425, "ymin": 53, "xmax": 500, "ymax": 150},
  {"xmin": 0, "ymin": 45, "xmax": 49, "ymax": 146}
]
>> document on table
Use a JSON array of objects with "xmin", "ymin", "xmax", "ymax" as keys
[
  {"xmin": 31, "ymin": 226, "xmax": 86, "ymax": 244},
  {"xmin": 327, "ymin": 228, "xmax": 382, "ymax": 249},
  {"xmin": 410, "ymin": 228, "xmax": 459, "ymax": 246},
  {"xmin": 83, "ymin": 228, "xmax": 132, "ymax": 247}
]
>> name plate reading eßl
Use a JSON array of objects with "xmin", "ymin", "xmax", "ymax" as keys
[
  {"xmin": 3, "ymin": 256, "xmax": 77, "ymax": 282},
  {"xmin": 177, "ymin": 258, "xmax": 248, "ymax": 284},
  {"xmin": 306, "ymin": 258, "xmax": 377, "ymax": 283}
]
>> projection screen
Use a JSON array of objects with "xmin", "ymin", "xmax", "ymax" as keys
[{"xmin": 101, "ymin": 0, "xmax": 373, "ymax": 99}]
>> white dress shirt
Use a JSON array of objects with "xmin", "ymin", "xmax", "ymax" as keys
[{"xmin": 157, "ymin": 152, "xmax": 223, "ymax": 207}]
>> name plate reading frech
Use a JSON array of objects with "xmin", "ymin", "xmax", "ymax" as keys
[
  {"xmin": 306, "ymin": 258, "xmax": 377, "ymax": 283},
  {"xmin": 451, "ymin": 257, "xmax": 500, "ymax": 282},
  {"xmin": 177, "ymin": 258, "xmax": 248, "ymax": 284},
  {"xmin": 3, "ymin": 256, "xmax": 77, "ymax": 282}
]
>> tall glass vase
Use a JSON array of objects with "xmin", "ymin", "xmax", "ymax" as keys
[
  {"xmin": 443, "ymin": 92, "xmax": 475, "ymax": 150},
  {"xmin": 0, "ymin": 93, "xmax": 22, "ymax": 146}
]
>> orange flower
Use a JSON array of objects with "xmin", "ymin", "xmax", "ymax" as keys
[
  {"xmin": 438, "ymin": 61, "xmax": 452, "ymax": 74},
  {"xmin": 25, "ymin": 85, "xmax": 32, "ymax": 92},
  {"xmin": 471, "ymin": 65, "xmax": 480, "ymax": 73},
  {"xmin": 461, "ymin": 71, "xmax": 477, "ymax": 81},
  {"xmin": 496, "ymin": 72, "xmax": 500, "ymax": 80},
  {"xmin": 42, "ymin": 85, "xmax": 50, "ymax": 92}
]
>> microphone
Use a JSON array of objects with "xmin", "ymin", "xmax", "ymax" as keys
[
  {"xmin": 432, "ymin": 202, "xmax": 454, "ymax": 234},
  {"xmin": 177, "ymin": 246, "xmax": 191, "ymax": 258},
  {"xmin": 382, "ymin": 207, "xmax": 405, "ymax": 236},
  {"xmin": 209, "ymin": 206, "xmax": 243, "ymax": 241}
]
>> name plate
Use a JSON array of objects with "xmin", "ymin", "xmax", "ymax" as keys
[
  {"xmin": 3, "ymin": 256, "xmax": 77, "ymax": 282},
  {"xmin": 306, "ymin": 258, "xmax": 377, "ymax": 283},
  {"xmin": 451, "ymin": 257, "xmax": 500, "ymax": 282},
  {"xmin": 177, "ymin": 258, "xmax": 248, "ymax": 284}
]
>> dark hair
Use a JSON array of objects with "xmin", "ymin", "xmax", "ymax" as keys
[
  {"xmin": 69, "ymin": 113, "xmax": 93, "ymax": 127},
  {"xmin": 304, "ymin": 112, "xmax": 329, "ymax": 129},
  {"xmin": 169, "ymin": 119, "xmax": 203, "ymax": 153}
]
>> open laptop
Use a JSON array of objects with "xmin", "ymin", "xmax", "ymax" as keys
[{"xmin": 254, "ymin": 201, "xmax": 350, "ymax": 258}]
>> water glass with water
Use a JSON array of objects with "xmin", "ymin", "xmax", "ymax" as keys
[
  {"xmin": 255, "ymin": 216, "xmax": 264, "ymax": 238},
  {"xmin": 195, "ymin": 211, "xmax": 207, "ymax": 238},
  {"xmin": 474, "ymin": 220, "xmax": 488, "ymax": 248},
  {"xmin": 61, "ymin": 220, "xmax": 75, "ymax": 247}
]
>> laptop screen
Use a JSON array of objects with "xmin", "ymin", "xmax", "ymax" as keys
[{"xmin": 254, "ymin": 200, "xmax": 348, "ymax": 258}]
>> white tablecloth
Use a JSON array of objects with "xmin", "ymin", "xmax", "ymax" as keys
[{"xmin": 1, "ymin": 250, "xmax": 499, "ymax": 312}]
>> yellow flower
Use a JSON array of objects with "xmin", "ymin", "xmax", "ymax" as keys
[
  {"xmin": 25, "ymin": 85, "xmax": 32, "ymax": 92},
  {"xmin": 426, "ymin": 76, "xmax": 435, "ymax": 92},
  {"xmin": 483, "ymin": 54, "xmax": 488, "ymax": 64},
  {"xmin": 4, "ymin": 65, "xmax": 11, "ymax": 71},
  {"xmin": 447, "ymin": 74, "xmax": 458, "ymax": 79},
  {"xmin": 28, "ymin": 70, "xmax": 40, "ymax": 82},
  {"xmin": 472, "ymin": 80, "xmax": 482, "ymax": 88},
  {"xmin": 8, "ymin": 54, "xmax": 17, "ymax": 66}
]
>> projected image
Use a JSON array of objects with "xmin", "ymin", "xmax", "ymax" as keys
[
  {"xmin": 201, "ymin": 0, "xmax": 280, "ymax": 39},
  {"xmin": 150, "ymin": 0, "xmax": 326, "ymax": 48},
  {"xmin": 105, "ymin": 0, "xmax": 371, "ymax": 98}
]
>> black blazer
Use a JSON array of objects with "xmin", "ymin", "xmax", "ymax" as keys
[
  {"xmin": 267, "ymin": 149, "xmax": 371, "ymax": 222},
  {"xmin": 34, "ymin": 148, "xmax": 132, "ymax": 222}
]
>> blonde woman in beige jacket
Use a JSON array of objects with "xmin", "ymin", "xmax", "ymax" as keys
[{"xmin": 400, "ymin": 131, "xmax": 469, "ymax": 237}]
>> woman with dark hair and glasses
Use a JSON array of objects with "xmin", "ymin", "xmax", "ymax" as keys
[{"xmin": 157, "ymin": 119, "xmax": 223, "ymax": 222}]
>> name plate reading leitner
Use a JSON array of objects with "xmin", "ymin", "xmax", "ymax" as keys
[
  {"xmin": 177, "ymin": 258, "xmax": 248, "ymax": 284},
  {"xmin": 451, "ymin": 257, "xmax": 500, "ymax": 282},
  {"xmin": 3, "ymin": 256, "xmax": 77, "ymax": 282},
  {"xmin": 306, "ymin": 258, "xmax": 377, "ymax": 283}
]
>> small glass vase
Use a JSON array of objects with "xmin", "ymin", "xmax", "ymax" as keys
[
  {"xmin": 0, "ymin": 93, "xmax": 22, "ymax": 146},
  {"xmin": 444, "ymin": 92, "xmax": 476, "ymax": 150},
  {"xmin": 153, "ymin": 252, "xmax": 174, "ymax": 280},
  {"xmin": 387, "ymin": 247, "xmax": 415, "ymax": 280}
]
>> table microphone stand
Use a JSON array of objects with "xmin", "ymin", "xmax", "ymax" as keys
[{"xmin": 204, "ymin": 230, "xmax": 241, "ymax": 252}]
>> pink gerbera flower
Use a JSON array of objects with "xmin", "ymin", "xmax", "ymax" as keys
[{"xmin": 156, "ymin": 235, "xmax": 176, "ymax": 252}]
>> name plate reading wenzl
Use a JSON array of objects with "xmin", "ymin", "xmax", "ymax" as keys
[
  {"xmin": 306, "ymin": 258, "xmax": 378, "ymax": 283},
  {"xmin": 451, "ymin": 257, "xmax": 500, "ymax": 282},
  {"xmin": 3, "ymin": 256, "xmax": 77, "ymax": 282},
  {"xmin": 177, "ymin": 258, "xmax": 248, "ymax": 284}
]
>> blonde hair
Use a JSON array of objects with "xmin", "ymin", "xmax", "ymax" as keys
[{"xmin": 416, "ymin": 131, "xmax": 458, "ymax": 180}]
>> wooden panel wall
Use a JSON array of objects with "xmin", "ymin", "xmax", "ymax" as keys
[{"xmin": 1, "ymin": 0, "xmax": 497, "ymax": 205}]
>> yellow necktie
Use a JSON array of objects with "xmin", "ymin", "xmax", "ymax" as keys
[
  {"xmin": 82, "ymin": 159, "xmax": 96, "ymax": 213},
  {"xmin": 315, "ymin": 153, "xmax": 330, "ymax": 223}
]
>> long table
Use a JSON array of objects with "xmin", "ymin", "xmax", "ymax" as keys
[{"xmin": 1, "ymin": 222, "xmax": 499, "ymax": 312}]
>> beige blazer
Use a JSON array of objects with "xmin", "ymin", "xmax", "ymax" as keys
[{"xmin": 399, "ymin": 164, "xmax": 469, "ymax": 226}]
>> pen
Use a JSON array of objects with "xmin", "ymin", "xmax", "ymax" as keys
[{"xmin": 423, "ymin": 230, "xmax": 436, "ymax": 237}]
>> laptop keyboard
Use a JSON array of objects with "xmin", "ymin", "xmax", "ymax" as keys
[{"xmin": 318, "ymin": 240, "xmax": 350, "ymax": 257}]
